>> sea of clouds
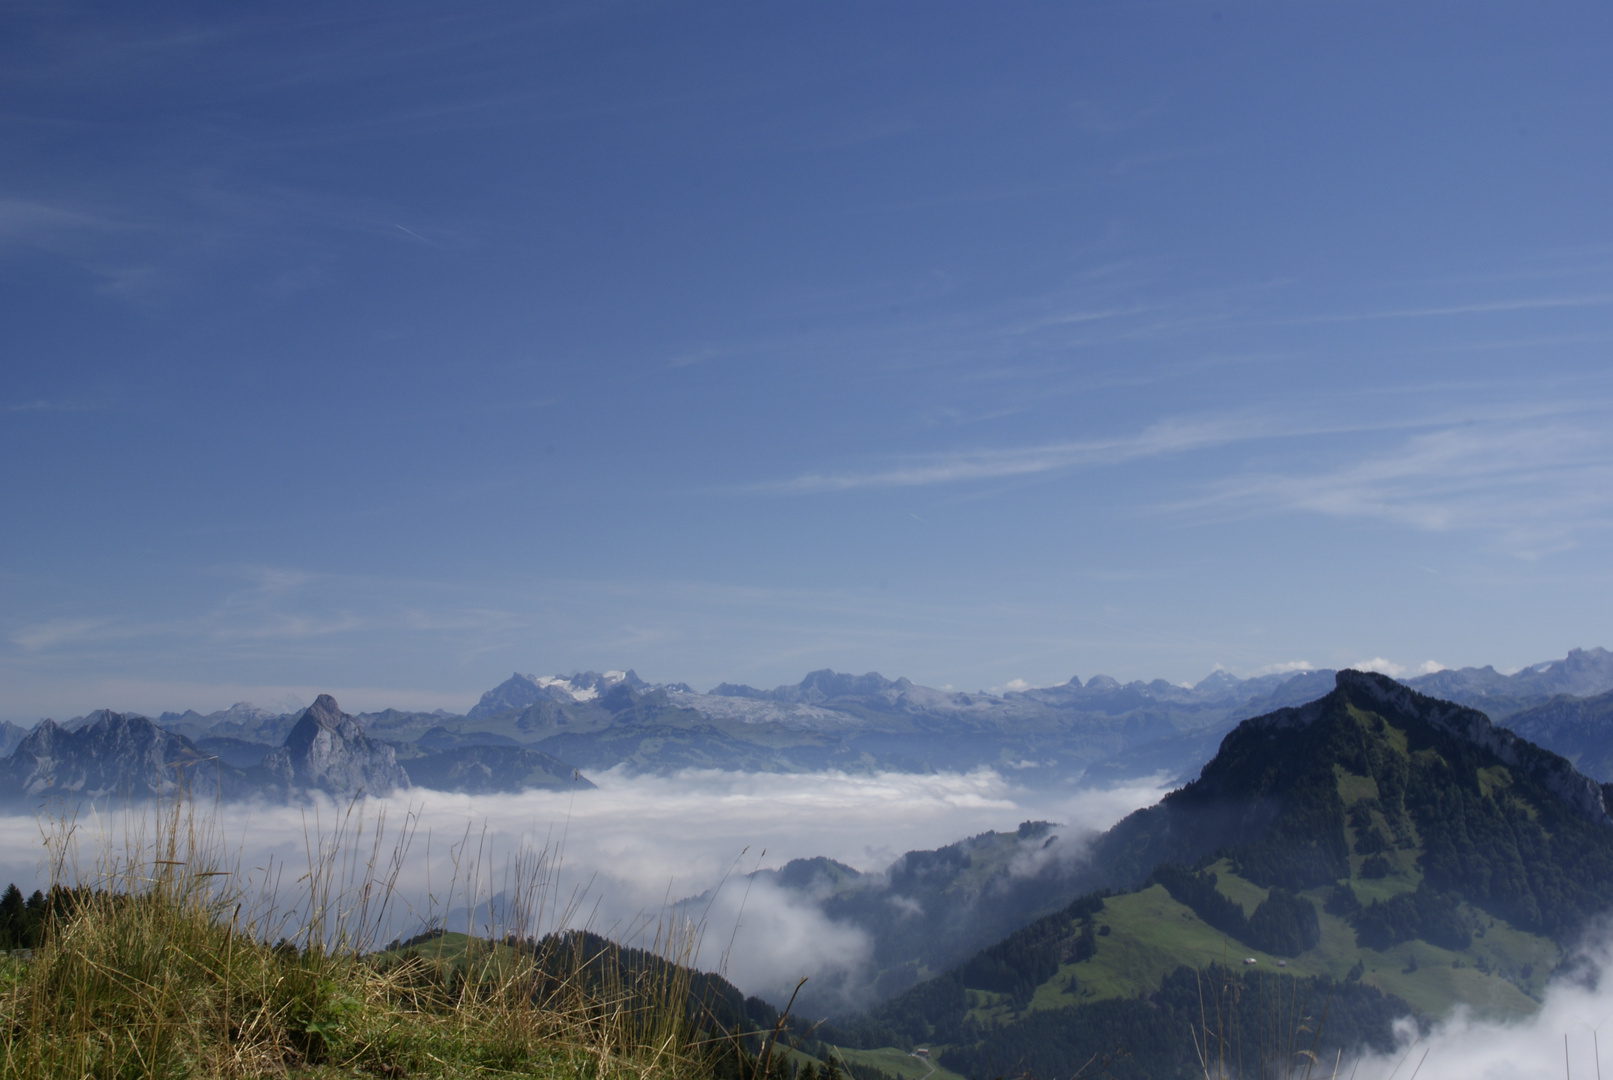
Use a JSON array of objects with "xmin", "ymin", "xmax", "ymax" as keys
[
  {"xmin": 0, "ymin": 768, "xmax": 1166, "ymax": 995},
  {"xmin": 5, "ymin": 768, "xmax": 1613, "ymax": 1072}
]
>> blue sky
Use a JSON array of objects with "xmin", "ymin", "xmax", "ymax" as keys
[{"xmin": 4, "ymin": 2, "xmax": 1613, "ymax": 720}]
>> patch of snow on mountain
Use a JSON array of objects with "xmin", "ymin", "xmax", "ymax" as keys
[{"xmin": 533, "ymin": 675, "xmax": 597, "ymax": 701}]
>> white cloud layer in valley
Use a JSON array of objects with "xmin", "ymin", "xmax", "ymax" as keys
[{"xmin": 0, "ymin": 768, "xmax": 1169, "ymax": 1003}]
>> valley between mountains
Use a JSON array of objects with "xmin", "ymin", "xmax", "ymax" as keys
[{"xmin": 6, "ymin": 651, "xmax": 1613, "ymax": 1077}]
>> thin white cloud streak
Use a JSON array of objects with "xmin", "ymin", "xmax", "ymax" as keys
[
  {"xmin": 0, "ymin": 197, "xmax": 108, "ymax": 243},
  {"xmin": 0, "ymin": 769, "xmax": 1170, "ymax": 1001},
  {"xmin": 756, "ymin": 415, "xmax": 1269, "ymax": 493},
  {"xmin": 1291, "ymin": 292, "xmax": 1613, "ymax": 325},
  {"xmin": 1195, "ymin": 422, "xmax": 1613, "ymax": 554},
  {"xmin": 10, "ymin": 617, "xmax": 115, "ymax": 653},
  {"xmin": 1, "ymin": 399, "xmax": 110, "ymax": 414},
  {"xmin": 749, "ymin": 402, "xmax": 1605, "ymax": 500},
  {"xmin": 1353, "ymin": 921, "xmax": 1613, "ymax": 1079}
]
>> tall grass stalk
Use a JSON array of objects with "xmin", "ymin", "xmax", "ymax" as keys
[
  {"xmin": 1192, "ymin": 964, "xmax": 1341, "ymax": 1080},
  {"xmin": 0, "ymin": 790, "xmax": 711, "ymax": 1080}
]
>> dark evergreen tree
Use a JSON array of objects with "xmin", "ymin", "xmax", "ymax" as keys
[
  {"xmin": 1245, "ymin": 888, "xmax": 1321, "ymax": 956},
  {"xmin": 0, "ymin": 884, "xmax": 23, "ymax": 948}
]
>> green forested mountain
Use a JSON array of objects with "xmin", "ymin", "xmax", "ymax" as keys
[{"xmin": 824, "ymin": 670, "xmax": 1613, "ymax": 1079}]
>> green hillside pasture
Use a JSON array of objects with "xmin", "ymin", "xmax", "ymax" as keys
[
  {"xmin": 1020, "ymin": 869, "xmax": 1550, "ymax": 1023},
  {"xmin": 831, "ymin": 1046, "xmax": 966, "ymax": 1080}
]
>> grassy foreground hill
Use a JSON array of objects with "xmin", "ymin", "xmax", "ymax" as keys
[
  {"xmin": 2, "ymin": 888, "xmax": 914, "ymax": 1080},
  {"xmin": 0, "ymin": 802, "xmax": 887, "ymax": 1080},
  {"xmin": 823, "ymin": 670, "xmax": 1613, "ymax": 1079}
]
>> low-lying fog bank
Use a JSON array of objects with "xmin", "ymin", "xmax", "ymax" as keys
[{"xmin": 0, "ymin": 767, "xmax": 1167, "ymax": 979}]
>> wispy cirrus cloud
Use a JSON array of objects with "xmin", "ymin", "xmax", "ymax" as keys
[
  {"xmin": 1289, "ymin": 292, "xmax": 1613, "ymax": 325},
  {"xmin": 0, "ymin": 197, "xmax": 110, "ymax": 244},
  {"xmin": 2, "ymin": 399, "xmax": 111, "ymax": 414},
  {"xmin": 1193, "ymin": 421, "xmax": 1613, "ymax": 555},
  {"xmin": 9, "ymin": 617, "xmax": 117, "ymax": 653},
  {"xmin": 753, "ymin": 394, "xmax": 1613, "ymax": 561},
  {"xmin": 754, "ymin": 415, "xmax": 1270, "ymax": 493}
]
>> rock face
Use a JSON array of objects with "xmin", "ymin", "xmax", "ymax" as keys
[
  {"xmin": 262, "ymin": 695, "xmax": 409, "ymax": 798},
  {"xmin": 0, "ymin": 711, "xmax": 240, "ymax": 802},
  {"xmin": 0, "ymin": 720, "xmax": 29, "ymax": 758}
]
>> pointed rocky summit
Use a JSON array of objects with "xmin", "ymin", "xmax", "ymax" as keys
[{"xmin": 263, "ymin": 694, "xmax": 408, "ymax": 798}]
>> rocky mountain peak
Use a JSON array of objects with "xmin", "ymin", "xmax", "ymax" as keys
[
  {"xmin": 1, "ymin": 710, "xmax": 235, "ymax": 802},
  {"xmin": 791, "ymin": 670, "xmax": 901, "ymax": 703},
  {"xmin": 1192, "ymin": 669, "xmax": 1243, "ymax": 692},
  {"xmin": 0, "ymin": 719, "xmax": 33, "ymax": 758},
  {"xmin": 264, "ymin": 695, "xmax": 408, "ymax": 798},
  {"xmin": 299, "ymin": 693, "xmax": 345, "ymax": 732}
]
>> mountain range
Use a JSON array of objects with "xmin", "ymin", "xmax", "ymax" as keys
[
  {"xmin": 420, "ymin": 647, "xmax": 1613, "ymax": 785},
  {"xmin": 0, "ymin": 694, "xmax": 590, "ymax": 806},
  {"xmin": 4, "ymin": 648, "xmax": 1613, "ymax": 808}
]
